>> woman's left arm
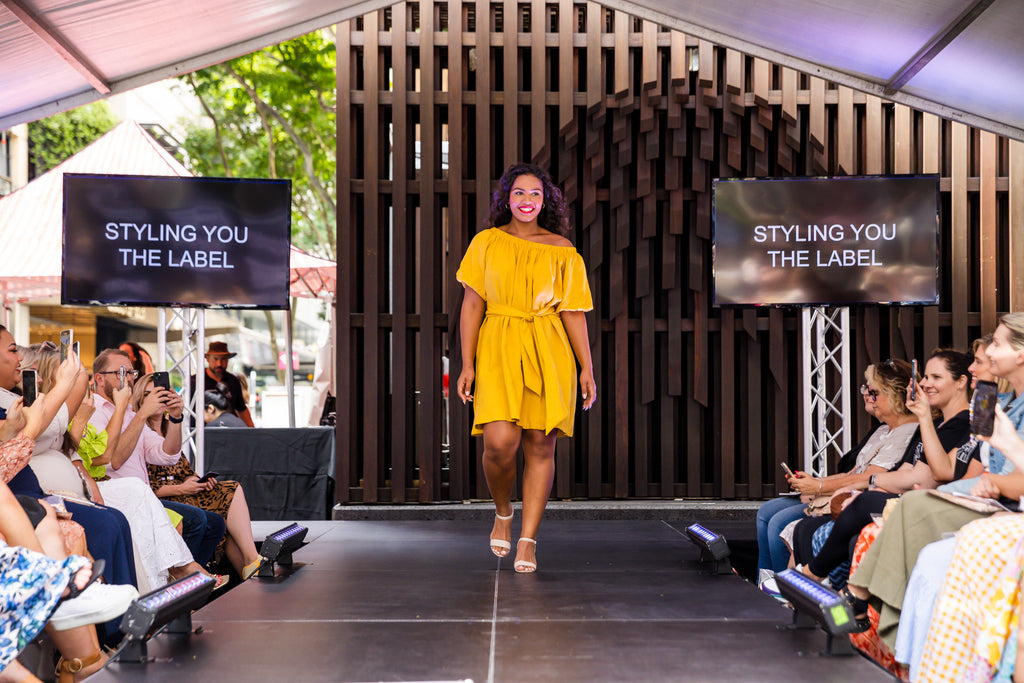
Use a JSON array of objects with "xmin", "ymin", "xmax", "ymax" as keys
[{"xmin": 560, "ymin": 311, "xmax": 596, "ymax": 410}]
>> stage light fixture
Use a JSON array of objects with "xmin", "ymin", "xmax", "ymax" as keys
[
  {"xmin": 774, "ymin": 568, "xmax": 856, "ymax": 656},
  {"xmin": 257, "ymin": 522, "xmax": 309, "ymax": 577},
  {"xmin": 684, "ymin": 523, "xmax": 732, "ymax": 574},
  {"xmin": 116, "ymin": 572, "xmax": 217, "ymax": 662}
]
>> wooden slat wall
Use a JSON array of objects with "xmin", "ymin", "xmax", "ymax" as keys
[{"xmin": 336, "ymin": 0, "xmax": 1024, "ymax": 502}]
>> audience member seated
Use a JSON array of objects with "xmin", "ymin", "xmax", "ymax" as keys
[
  {"xmin": 915, "ymin": 510, "xmax": 1024, "ymax": 681},
  {"xmin": 204, "ymin": 390, "xmax": 248, "ymax": 428},
  {"xmin": 756, "ymin": 378, "xmax": 882, "ymax": 581},
  {"xmin": 90, "ymin": 350, "xmax": 227, "ymax": 572},
  {"xmin": 799, "ymin": 352, "xmax": 974, "ymax": 592},
  {"xmin": 189, "ymin": 342, "xmax": 253, "ymax": 427},
  {"xmin": 0, "ymin": 329, "xmax": 138, "ymax": 645},
  {"xmin": 134, "ymin": 376, "xmax": 265, "ymax": 579},
  {"xmin": 782, "ymin": 360, "xmax": 920, "ymax": 579},
  {"xmin": 844, "ymin": 337, "xmax": 1004, "ymax": 656},
  {"xmin": 25, "ymin": 345, "xmax": 224, "ymax": 592},
  {"xmin": 0, "ymin": 453, "xmax": 137, "ymax": 682}
]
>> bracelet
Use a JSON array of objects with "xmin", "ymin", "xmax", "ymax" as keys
[
  {"xmin": 817, "ymin": 480, "xmax": 822, "ymax": 494},
  {"xmin": 167, "ymin": 414, "xmax": 184, "ymax": 424}
]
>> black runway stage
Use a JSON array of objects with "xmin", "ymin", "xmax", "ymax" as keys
[{"xmin": 91, "ymin": 518, "xmax": 894, "ymax": 682}]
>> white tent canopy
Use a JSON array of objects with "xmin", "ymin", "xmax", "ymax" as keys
[{"xmin": 2, "ymin": 0, "xmax": 1024, "ymax": 139}]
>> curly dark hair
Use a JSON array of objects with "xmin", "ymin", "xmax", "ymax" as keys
[{"xmin": 485, "ymin": 163, "xmax": 570, "ymax": 236}]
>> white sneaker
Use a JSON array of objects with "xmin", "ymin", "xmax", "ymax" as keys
[{"xmin": 50, "ymin": 583, "xmax": 139, "ymax": 631}]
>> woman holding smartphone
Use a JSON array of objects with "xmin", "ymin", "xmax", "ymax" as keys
[{"xmin": 134, "ymin": 376, "xmax": 265, "ymax": 579}]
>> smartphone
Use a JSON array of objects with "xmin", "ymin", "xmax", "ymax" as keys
[
  {"xmin": 972, "ymin": 380, "xmax": 999, "ymax": 437},
  {"xmin": 21, "ymin": 369, "xmax": 37, "ymax": 407},
  {"xmin": 152, "ymin": 371, "xmax": 171, "ymax": 392},
  {"xmin": 118, "ymin": 365, "xmax": 127, "ymax": 390},
  {"xmin": 196, "ymin": 472, "xmax": 219, "ymax": 483},
  {"xmin": 42, "ymin": 494, "xmax": 68, "ymax": 516},
  {"xmin": 910, "ymin": 359, "xmax": 918, "ymax": 401},
  {"xmin": 59, "ymin": 329, "xmax": 73, "ymax": 362},
  {"xmin": 780, "ymin": 462, "xmax": 795, "ymax": 478},
  {"xmin": 72, "ymin": 340, "xmax": 80, "ymax": 359}
]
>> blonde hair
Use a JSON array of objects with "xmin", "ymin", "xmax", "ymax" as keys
[
  {"xmin": 998, "ymin": 313, "xmax": 1024, "ymax": 350},
  {"xmin": 864, "ymin": 359, "xmax": 913, "ymax": 418},
  {"xmin": 35, "ymin": 347, "xmax": 60, "ymax": 393}
]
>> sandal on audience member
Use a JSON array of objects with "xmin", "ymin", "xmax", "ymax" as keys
[
  {"xmin": 242, "ymin": 557, "xmax": 267, "ymax": 580},
  {"xmin": 210, "ymin": 573, "xmax": 230, "ymax": 590},
  {"xmin": 55, "ymin": 648, "xmax": 105, "ymax": 683},
  {"xmin": 513, "ymin": 538, "xmax": 537, "ymax": 573},
  {"xmin": 840, "ymin": 587, "xmax": 872, "ymax": 633},
  {"xmin": 57, "ymin": 559, "xmax": 105, "ymax": 605},
  {"xmin": 490, "ymin": 511, "xmax": 514, "ymax": 557}
]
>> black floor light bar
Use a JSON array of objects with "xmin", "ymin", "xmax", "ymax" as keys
[
  {"xmin": 116, "ymin": 572, "xmax": 217, "ymax": 662},
  {"xmin": 684, "ymin": 523, "xmax": 732, "ymax": 574},
  {"xmin": 258, "ymin": 523, "xmax": 309, "ymax": 577},
  {"xmin": 774, "ymin": 568, "xmax": 857, "ymax": 656}
]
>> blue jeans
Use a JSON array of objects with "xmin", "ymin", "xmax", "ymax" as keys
[
  {"xmin": 756, "ymin": 495, "xmax": 806, "ymax": 573},
  {"xmin": 162, "ymin": 500, "xmax": 226, "ymax": 568}
]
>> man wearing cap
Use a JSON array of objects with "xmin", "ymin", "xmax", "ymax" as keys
[{"xmin": 189, "ymin": 341, "xmax": 253, "ymax": 427}]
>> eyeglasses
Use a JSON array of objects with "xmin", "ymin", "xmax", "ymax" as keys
[
  {"xmin": 860, "ymin": 384, "xmax": 880, "ymax": 401},
  {"xmin": 96, "ymin": 369, "xmax": 140, "ymax": 378}
]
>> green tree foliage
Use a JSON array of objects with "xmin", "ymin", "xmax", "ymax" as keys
[
  {"xmin": 27, "ymin": 102, "xmax": 119, "ymax": 175},
  {"xmin": 179, "ymin": 30, "xmax": 336, "ymax": 260}
]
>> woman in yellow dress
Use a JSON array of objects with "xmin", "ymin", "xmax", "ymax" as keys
[{"xmin": 456, "ymin": 163, "xmax": 596, "ymax": 573}]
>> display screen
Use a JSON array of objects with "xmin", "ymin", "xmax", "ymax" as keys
[
  {"xmin": 63, "ymin": 174, "xmax": 291, "ymax": 308},
  {"xmin": 713, "ymin": 175, "xmax": 939, "ymax": 306}
]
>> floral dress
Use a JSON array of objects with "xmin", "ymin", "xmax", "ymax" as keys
[
  {"xmin": 0, "ymin": 539, "xmax": 86, "ymax": 670},
  {"xmin": 148, "ymin": 455, "xmax": 239, "ymax": 563}
]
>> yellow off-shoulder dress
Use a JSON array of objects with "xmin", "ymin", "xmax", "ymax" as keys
[{"xmin": 456, "ymin": 227, "xmax": 593, "ymax": 437}]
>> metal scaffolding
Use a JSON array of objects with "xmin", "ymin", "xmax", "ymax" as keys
[
  {"xmin": 157, "ymin": 308, "xmax": 205, "ymax": 472},
  {"xmin": 801, "ymin": 307, "xmax": 852, "ymax": 478}
]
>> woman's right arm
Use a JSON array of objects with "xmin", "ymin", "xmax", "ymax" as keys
[{"xmin": 456, "ymin": 287, "xmax": 486, "ymax": 404}]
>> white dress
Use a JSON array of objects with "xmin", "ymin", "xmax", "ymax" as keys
[{"xmin": 28, "ymin": 404, "xmax": 194, "ymax": 587}]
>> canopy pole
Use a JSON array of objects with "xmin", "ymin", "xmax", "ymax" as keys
[{"xmin": 285, "ymin": 306, "xmax": 295, "ymax": 428}]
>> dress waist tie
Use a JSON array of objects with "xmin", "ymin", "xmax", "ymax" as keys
[{"xmin": 485, "ymin": 303, "xmax": 556, "ymax": 396}]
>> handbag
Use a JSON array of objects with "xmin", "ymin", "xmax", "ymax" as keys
[{"xmin": 804, "ymin": 495, "xmax": 832, "ymax": 516}]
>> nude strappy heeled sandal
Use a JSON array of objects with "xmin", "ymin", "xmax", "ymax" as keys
[
  {"xmin": 514, "ymin": 538, "xmax": 537, "ymax": 573},
  {"xmin": 490, "ymin": 511, "xmax": 514, "ymax": 557}
]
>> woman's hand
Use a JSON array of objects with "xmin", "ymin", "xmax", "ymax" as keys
[
  {"xmin": 74, "ymin": 393, "xmax": 96, "ymax": 423},
  {"xmin": 0, "ymin": 398, "xmax": 27, "ymax": 441},
  {"xmin": 970, "ymin": 473, "xmax": 1003, "ymax": 499},
  {"xmin": 178, "ymin": 476, "xmax": 209, "ymax": 495},
  {"xmin": 579, "ymin": 369, "xmax": 597, "ymax": 410},
  {"xmin": 20, "ymin": 394, "xmax": 49, "ymax": 441},
  {"xmin": 54, "ymin": 351, "xmax": 83, "ymax": 391},
  {"xmin": 905, "ymin": 381, "xmax": 933, "ymax": 422},
  {"xmin": 787, "ymin": 473, "xmax": 820, "ymax": 495},
  {"xmin": 456, "ymin": 368, "xmax": 475, "ymax": 404}
]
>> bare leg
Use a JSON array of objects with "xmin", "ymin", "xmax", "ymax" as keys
[
  {"xmin": 223, "ymin": 535, "xmax": 245, "ymax": 576},
  {"xmin": 481, "ymin": 421, "xmax": 522, "ymax": 554},
  {"xmin": 0, "ymin": 660, "xmax": 41, "ymax": 682},
  {"xmin": 224, "ymin": 486, "xmax": 261, "ymax": 570},
  {"xmin": 46, "ymin": 624, "xmax": 107, "ymax": 681},
  {"xmin": 168, "ymin": 561, "xmax": 217, "ymax": 580},
  {"xmin": 515, "ymin": 429, "xmax": 557, "ymax": 568},
  {"xmin": 35, "ymin": 506, "xmax": 68, "ymax": 559}
]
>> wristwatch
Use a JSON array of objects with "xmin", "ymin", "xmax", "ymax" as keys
[{"xmin": 869, "ymin": 473, "xmax": 877, "ymax": 488}]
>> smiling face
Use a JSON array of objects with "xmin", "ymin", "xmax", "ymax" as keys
[
  {"xmin": 986, "ymin": 325, "xmax": 1024, "ymax": 379},
  {"xmin": 508, "ymin": 174, "xmax": 544, "ymax": 224},
  {"xmin": 919, "ymin": 356, "xmax": 968, "ymax": 411},
  {"xmin": 969, "ymin": 343, "xmax": 996, "ymax": 388},
  {"xmin": 0, "ymin": 329, "xmax": 23, "ymax": 391}
]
